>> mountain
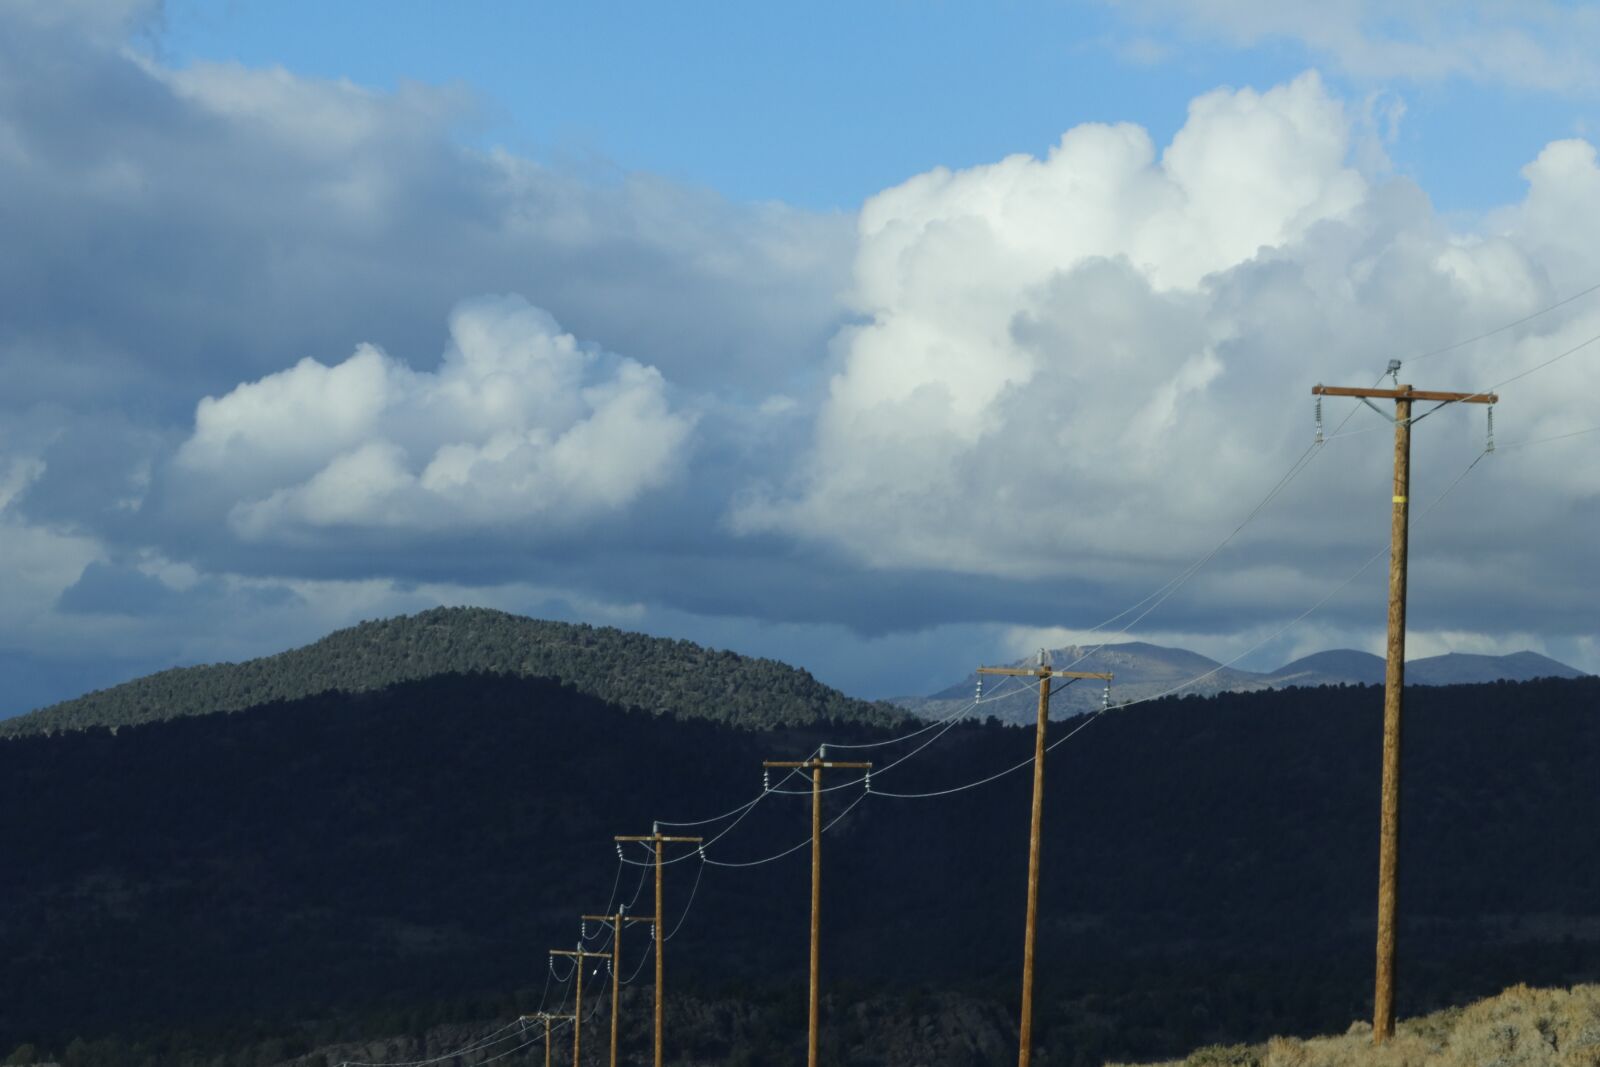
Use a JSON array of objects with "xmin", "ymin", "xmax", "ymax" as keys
[
  {"xmin": 1266, "ymin": 648, "xmax": 1388, "ymax": 688},
  {"xmin": 898, "ymin": 643, "xmax": 1587, "ymax": 725},
  {"xmin": 3, "ymin": 672, "xmax": 1599, "ymax": 1066},
  {"xmin": 1407, "ymin": 650, "xmax": 1588, "ymax": 685},
  {"xmin": 0, "ymin": 607, "xmax": 903, "ymax": 738},
  {"xmin": 898, "ymin": 641, "xmax": 1274, "ymax": 723}
]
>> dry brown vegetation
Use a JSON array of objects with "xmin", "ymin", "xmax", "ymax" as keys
[{"xmin": 1111, "ymin": 984, "xmax": 1600, "ymax": 1067}]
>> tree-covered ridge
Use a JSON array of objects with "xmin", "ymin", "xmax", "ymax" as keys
[
  {"xmin": 0, "ymin": 607, "xmax": 904, "ymax": 737},
  {"xmin": 2, "ymin": 673, "xmax": 1598, "ymax": 1065}
]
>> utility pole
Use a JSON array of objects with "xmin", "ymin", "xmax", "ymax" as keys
[
  {"xmin": 762, "ymin": 750, "xmax": 872, "ymax": 1067},
  {"xmin": 1312, "ymin": 378, "xmax": 1496, "ymax": 1041},
  {"xmin": 582, "ymin": 908, "xmax": 656, "ymax": 1067},
  {"xmin": 551, "ymin": 946, "xmax": 612, "ymax": 1066},
  {"xmin": 614, "ymin": 826, "xmax": 704, "ymax": 1067},
  {"xmin": 519, "ymin": 1012, "xmax": 576, "ymax": 1067},
  {"xmin": 978, "ymin": 658, "xmax": 1113, "ymax": 1067}
]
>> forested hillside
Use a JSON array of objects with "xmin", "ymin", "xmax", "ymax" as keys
[
  {"xmin": 0, "ymin": 607, "xmax": 902, "ymax": 737},
  {"xmin": 1, "ymin": 673, "xmax": 1597, "ymax": 1065}
]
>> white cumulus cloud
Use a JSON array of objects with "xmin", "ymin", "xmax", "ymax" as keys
[
  {"xmin": 175, "ymin": 295, "xmax": 696, "ymax": 541},
  {"xmin": 733, "ymin": 64, "xmax": 1600, "ymax": 658}
]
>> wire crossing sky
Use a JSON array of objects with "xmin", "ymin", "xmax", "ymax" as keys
[{"xmin": 2, "ymin": 0, "xmax": 1600, "ymax": 715}]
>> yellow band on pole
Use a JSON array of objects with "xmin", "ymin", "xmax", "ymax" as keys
[{"xmin": 1393, "ymin": 496, "xmax": 1407, "ymax": 503}]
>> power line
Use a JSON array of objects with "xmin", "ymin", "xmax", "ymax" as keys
[
  {"xmin": 618, "ymin": 933, "xmax": 655, "ymax": 985},
  {"xmin": 769, "ymin": 685, "xmax": 1030, "ymax": 797},
  {"xmin": 1032, "ymin": 372, "xmax": 1389, "ymax": 686},
  {"xmin": 336, "ymin": 1019, "xmax": 525, "ymax": 1067},
  {"xmin": 1497, "ymin": 424, "xmax": 1600, "ymax": 449},
  {"xmin": 663, "ymin": 854, "xmax": 706, "ymax": 942},
  {"xmin": 873, "ymin": 446, "xmax": 1493, "ymax": 801},
  {"xmin": 703, "ymin": 788, "xmax": 870, "ymax": 869},
  {"xmin": 1481, "ymin": 327, "xmax": 1600, "ymax": 393},
  {"xmin": 823, "ymin": 675, "xmax": 1030, "ymax": 751},
  {"xmin": 1405, "ymin": 278, "xmax": 1600, "ymax": 366}
]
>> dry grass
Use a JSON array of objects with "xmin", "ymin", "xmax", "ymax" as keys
[{"xmin": 1108, "ymin": 984, "xmax": 1600, "ymax": 1067}]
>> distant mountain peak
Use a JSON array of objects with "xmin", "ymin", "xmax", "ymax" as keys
[{"xmin": 895, "ymin": 641, "xmax": 1586, "ymax": 725}]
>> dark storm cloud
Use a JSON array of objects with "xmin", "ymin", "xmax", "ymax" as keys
[{"xmin": 0, "ymin": 3, "xmax": 852, "ymax": 423}]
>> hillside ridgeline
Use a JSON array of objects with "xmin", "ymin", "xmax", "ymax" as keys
[
  {"xmin": 3, "ymin": 673, "xmax": 1598, "ymax": 1065},
  {"xmin": 1113, "ymin": 983, "xmax": 1600, "ymax": 1067},
  {"xmin": 0, "ymin": 607, "xmax": 903, "ymax": 738}
]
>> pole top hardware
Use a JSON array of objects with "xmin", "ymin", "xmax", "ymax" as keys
[
  {"xmin": 1312, "ymin": 384, "xmax": 1497, "ymax": 404},
  {"xmin": 763, "ymin": 758, "xmax": 872, "ymax": 770},
  {"xmin": 977, "ymin": 666, "xmax": 1114, "ymax": 680},
  {"xmin": 615, "ymin": 833, "xmax": 705, "ymax": 843}
]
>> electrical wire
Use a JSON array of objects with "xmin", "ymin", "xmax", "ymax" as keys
[
  {"xmin": 618, "ymin": 933, "xmax": 655, "ymax": 985},
  {"xmin": 873, "ymin": 446, "xmax": 1493, "ymax": 800},
  {"xmin": 663, "ymin": 854, "xmax": 706, "ymax": 942},
  {"xmin": 623, "ymin": 858, "xmax": 650, "ymax": 911},
  {"xmin": 767, "ymin": 683, "xmax": 1029, "ymax": 797},
  {"xmin": 335, "ymin": 1018, "xmax": 525, "ymax": 1067},
  {"xmin": 1037, "ymin": 375, "xmax": 1382, "ymax": 685},
  {"xmin": 821, "ymin": 676, "xmax": 1030, "ymax": 752},
  {"xmin": 594, "ymin": 858, "xmax": 624, "ymax": 923},
  {"xmin": 704, "ymin": 788, "xmax": 870, "ymax": 869},
  {"xmin": 469, "ymin": 1031, "xmax": 545, "ymax": 1065},
  {"xmin": 619, "ymin": 781, "xmax": 784, "ymax": 868},
  {"xmin": 1404, "ymin": 278, "xmax": 1600, "ymax": 366},
  {"xmin": 1497, "ymin": 424, "xmax": 1600, "ymax": 449},
  {"xmin": 1479, "ymin": 327, "xmax": 1600, "ymax": 394}
]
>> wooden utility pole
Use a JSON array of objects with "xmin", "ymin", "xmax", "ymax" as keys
[
  {"xmin": 551, "ymin": 946, "xmax": 612, "ymax": 1066},
  {"xmin": 582, "ymin": 908, "xmax": 656, "ymax": 1067},
  {"xmin": 762, "ymin": 751, "xmax": 872, "ymax": 1067},
  {"xmin": 614, "ymin": 827, "xmax": 704, "ymax": 1067},
  {"xmin": 978, "ymin": 660, "xmax": 1113, "ymax": 1067},
  {"xmin": 1312, "ymin": 381, "xmax": 1496, "ymax": 1041},
  {"xmin": 519, "ymin": 1012, "xmax": 576, "ymax": 1067}
]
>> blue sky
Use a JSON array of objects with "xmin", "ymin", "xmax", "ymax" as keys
[
  {"xmin": 156, "ymin": 0, "xmax": 1595, "ymax": 214},
  {"xmin": 3, "ymin": 0, "xmax": 1600, "ymax": 714}
]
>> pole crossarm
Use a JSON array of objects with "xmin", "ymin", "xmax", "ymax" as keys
[
  {"xmin": 977, "ymin": 667, "xmax": 1114, "ymax": 680},
  {"xmin": 763, "ymin": 759, "xmax": 873, "ymax": 770},
  {"xmin": 582, "ymin": 913, "xmax": 657, "ymax": 925},
  {"xmin": 615, "ymin": 835, "xmax": 705, "ymax": 844},
  {"xmin": 524, "ymin": 1011, "xmax": 578, "ymax": 1067},
  {"xmin": 551, "ymin": 948, "xmax": 614, "ymax": 960},
  {"xmin": 1312, "ymin": 384, "xmax": 1498, "ymax": 403}
]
